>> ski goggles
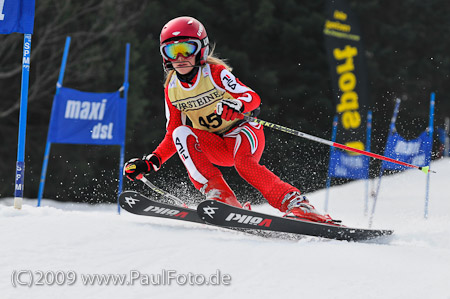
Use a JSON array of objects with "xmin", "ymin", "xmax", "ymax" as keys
[{"xmin": 160, "ymin": 39, "xmax": 202, "ymax": 61}]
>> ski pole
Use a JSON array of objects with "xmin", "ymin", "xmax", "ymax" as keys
[
  {"xmin": 243, "ymin": 115, "xmax": 435, "ymax": 174},
  {"xmin": 140, "ymin": 176, "xmax": 188, "ymax": 207}
]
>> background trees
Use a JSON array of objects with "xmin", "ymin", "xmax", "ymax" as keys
[{"xmin": 1, "ymin": 0, "xmax": 448, "ymax": 203}]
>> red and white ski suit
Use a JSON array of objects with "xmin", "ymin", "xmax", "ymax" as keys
[{"xmin": 152, "ymin": 63, "xmax": 299, "ymax": 211}]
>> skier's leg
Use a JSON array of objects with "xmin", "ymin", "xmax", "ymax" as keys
[
  {"xmin": 229, "ymin": 123, "xmax": 298, "ymax": 210},
  {"xmin": 231, "ymin": 124, "xmax": 333, "ymax": 222},
  {"xmin": 172, "ymin": 125, "xmax": 241, "ymax": 207}
]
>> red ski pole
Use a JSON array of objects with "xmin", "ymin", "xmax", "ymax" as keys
[{"xmin": 243, "ymin": 115, "xmax": 434, "ymax": 174}]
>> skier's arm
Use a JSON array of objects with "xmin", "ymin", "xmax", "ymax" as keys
[{"xmin": 211, "ymin": 64, "xmax": 261, "ymax": 120}]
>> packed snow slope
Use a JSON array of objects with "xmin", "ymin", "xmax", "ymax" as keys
[{"xmin": 1, "ymin": 158, "xmax": 449, "ymax": 299}]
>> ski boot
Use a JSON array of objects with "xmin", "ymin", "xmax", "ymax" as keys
[
  {"xmin": 281, "ymin": 191, "xmax": 340, "ymax": 225},
  {"xmin": 200, "ymin": 176, "xmax": 242, "ymax": 208}
]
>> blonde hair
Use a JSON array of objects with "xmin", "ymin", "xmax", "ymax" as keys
[{"xmin": 163, "ymin": 47, "xmax": 232, "ymax": 87}]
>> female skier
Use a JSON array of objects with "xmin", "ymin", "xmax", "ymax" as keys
[{"xmin": 124, "ymin": 16, "xmax": 333, "ymax": 223}]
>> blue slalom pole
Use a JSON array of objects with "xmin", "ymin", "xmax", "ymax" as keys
[
  {"xmin": 117, "ymin": 43, "xmax": 130, "ymax": 214},
  {"xmin": 14, "ymin": 34, "xmax": 32, "ymax": 209},
  {"xmin": 424, "ymin": 92, "xmax": 435, "ymax": 219},
  {"xmin": 37, "ymin": 36, "xmax": 71, "ymax": 207},
  {"xmin": 118, "ymin": 146, "xmax": 125, "ymax": 214},
  {"xmin": 324, "ymin": 115, "xmax": 338, "ymax": 212},
  {"xmin": 369, "ymin": 98, "xmax": 401, "ymax": 227},
  {"xmin": 364, "ymin": 110, "xmax": 372, "ymax": 216},
  {"xmin": 445, "ymin": 117, "xmax": 450, "ymax": 158}
]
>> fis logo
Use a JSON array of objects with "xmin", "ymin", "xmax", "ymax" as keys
[
  {"xmin": 225, "ymin": 213, "xmax": 272, "ymax": 227},
  {"xmin": 144, "ymin": 205, "xmax": 188, "ymax": 218}
]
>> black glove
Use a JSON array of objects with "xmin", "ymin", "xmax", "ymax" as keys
[{"xmin": 124, "ymin": 154, "xmax": 161, "ymax": 181}]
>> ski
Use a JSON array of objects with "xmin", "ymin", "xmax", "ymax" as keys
[
  {"xmin": 119, "ymin": 191, "xmax": 204, "ymax": 224},
  {"xmin": 197, "ymin": 200, "xmax": 394, "ymax": 242},
  {"xmin": 119, "ymin": 191, "xmax": 301, "ymax": 239},
  {"xmin": 120, "ymin": 191, "xmax": 393, "ymax": 241}
]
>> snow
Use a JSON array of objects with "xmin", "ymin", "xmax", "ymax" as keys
[{"xmin": 1, "ymin": 158, "xmax": 449, "ymax": 299}]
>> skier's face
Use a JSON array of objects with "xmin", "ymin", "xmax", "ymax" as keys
[{"xmin": 172, "ymin": 55, "xmax": 196, "ymax": 75}]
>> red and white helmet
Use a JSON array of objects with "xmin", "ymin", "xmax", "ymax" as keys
[{"xmin": 159, "ymin": 16, "xmax": 210, "ymax": 70}]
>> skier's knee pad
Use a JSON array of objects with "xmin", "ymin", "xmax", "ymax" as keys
[
  {"xmin": 172, "ymin": 125, "xmax": 198, "ymax": 158},
  {"xmin": 172, "ymin": 125, "xmax": 197, "ymax": 143},
  {"xmin": 172, "ymin": 126, "xmax": 208, "ymax": 184}
]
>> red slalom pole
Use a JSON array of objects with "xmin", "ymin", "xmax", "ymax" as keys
[{"xmin": 243, "ymin": 116, "xmax": 434, "ymax": 174}]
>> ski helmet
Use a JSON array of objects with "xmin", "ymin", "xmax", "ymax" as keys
[{"xmin": 160, "ymin": 16, "xmax": 210, "ymax": 70}]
